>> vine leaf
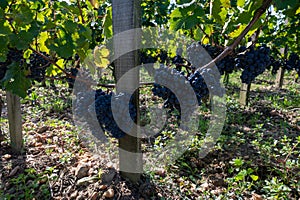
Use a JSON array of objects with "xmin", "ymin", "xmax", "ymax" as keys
[
  {"xmin": 2, "ymin": 62, "xmax": 31, "ymax": 98},
  {"xmin": 170, "ymin": 6, "xmax": 203, "ymax": 31},
  {"xmin": 9, "ymin": 31, "xmax": 35, "ymax": 50},
  {"xmin": 0, "ymin": 36, "xmax": 9, "ymax": 62},
  {"xmin": 14, "ymin": 5, "xmax": 35, "ymax": 25},
  {"xmin": 38, "ymin": 32, "xmax": 50, "ymax": 54},
  {"xmin": 94, "ymin": 46, "xmax": 110, "ymax": 68},
  {"xmin": 0, "ymin": 0, "xmax": 8, "ymax": 9},
  {"xmin": 212, "ymin": 0, "xmax": 225, "ymax": 24},
  {"xmin": 237, "ymin": 0, "xmax": 245, "ymax": 7},
  {"xmin": 103, "ymin": 6, "xmax": 112, "ymax": 39},
  {"xmin": 274, "ymin": 0, "xmax": 299, "ymax": 10}
]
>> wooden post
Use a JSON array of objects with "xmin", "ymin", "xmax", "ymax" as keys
[
  {"xmin": 6, "ymin": 92, "xmax": 23, "ymax": 154},
  {"xmin": 275, "ymin": 66, "xmax": 285, "ymax": 88},
  {"xmin": 112, "ymin": 0, "xmax": 142, "ymax": 182},
  {"xmin": 275, "ymin": 47, "xmax": 287, "ymax": 88},
  {"xmin": 239, "ymin": 83, "xmax": 251, "ymax": 106}
]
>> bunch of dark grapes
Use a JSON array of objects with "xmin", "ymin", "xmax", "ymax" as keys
[
  {"xmin": 268, "ymin": 56, "xmax": 282, "ymax": 75},
  {"xmin": 7, "ymin": 49, "xmax": 24, "ymax": 63},
  {"xmin": 236, "ymin": 45, "xmax": 271, "ymax": 84},
  {"xmin": 286, "ymin": 53, "xmax": 297, "ymax": 70},
  {"xmin": 202, "ymin": 44, "xmax": 223, "ymax": 59},
  {"xmin": 94, "ymin": 89, "xmax": 137, "ymax": 138},
  {"xmin": 286, "ymin": 53, "xmax": 300, "ymax": 74},
  {"xmin": 216, "ymin": 55, "xmax": 236, "ymax": 75},
  {"xmin": 267, "ymin": 53, "xmax": 300, "ymax": 76},
  {"xmin": 192, "ymin": 43, "xmax": 236, "ymax": 75},
  {"xmin": 152, "ymin": 66, "xmax": 187, "ymax": 110},
  {"xmin": 188, "ymin": 70, "xmax": 209, "ymax": 105},
  {"xmin": 27, "ymin": 52, "xmax": 51, "ymax": 82},
  {"xmin": 74, "ymin": 88, "xmax": 137, "ymax": 139}
]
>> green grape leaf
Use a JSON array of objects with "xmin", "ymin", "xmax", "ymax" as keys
[
  {"xmin": 212, "ymin": 0, "xmax": 223, "ymax": 24},
  {"xmin": 283, "ymin": 4, "xmax": 300, "ymax": 17},
  {"xmin": 14, "ymin": 5, "xmax": 34, "ymax": 25},
  {"xmin": 0, "ymin": 0, "xmax": 8, "ymax": 9},
  {"xmin": 237, "ymin": 0, "xmax": 245, "ymax": 7},
  {"xmin": 46, "ymin": 64, "xmax": 57, "ymax": 77},
  {"xmin": 235, "ymin": 11, "xmax": 252, "ymax": 24},
  {"xmin": 219, "ymin": 7, "xmax": 228, "ymax": 23},
  {"xmin": 0, "ymin": 21, "xmax": 12, "ymax": 35},
  {"xmin": 49, "ymin": 35, "xmax": 75, "ymax": 58},
  {"xmin": 63, "ymin": 20, "xmax": 78, "ymax": 33},
  {"xmin": 221, "ymin": 0, "xmax": 231, "ymax": 8},
  {"xmin": 170, "ymin": 8, "xmax": 183, "ymax": 30},
  {"xmin": 28, "ymin": 21, "xmax": 41, "ymax": 38},
  {"xmin": 274, "ymin": 0, "xmax": 299, "ymax": 10},
  {"xmin": 250, "ymin": 175, "xmax": 259, "ymax": 181},
  {"xmin": 103, "ymin": 6, "xmax": 112, "ymax": 39},
  {"xmin": 0, "ymin": 35, "xmax": 9, "ymax": 62},
  {"xmin": 234, "ymin": 169, "xmax": 247, "ymax": 181},
  {"xmin": 78, "ymin": 25, "xmax": 92, "ymax": 41},
  {"xmin": 170, "ymin": 6, "xmax": 201, "ymax": 31},
  {"xmin": 9, "ymin": 31, "xmax": 35, "ymax": 50},
  {"xmin": 2, "ymin": 62, "xmax": 31, "ymax": 98},
  {"xmin": 193, "ymin": 27, "xmax": 204, "ymax": 41}
]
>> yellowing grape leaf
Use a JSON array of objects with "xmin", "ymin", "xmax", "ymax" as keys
[{"xmin": 94, "ymin": 46, "xmax": 110, "ymax": 68}]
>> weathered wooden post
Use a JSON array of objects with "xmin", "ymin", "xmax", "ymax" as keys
[
  {"xmin": 275, "ymin": 67, "xmax": 285, "ymax": 88},
  {"xmin": 6, "ymin": 92, "xmax": 23, "ymax": 154},
  {"xmin": 275, "ymin": 47, "xmax": 287, "ymax": 88},
  {"xmin": 239, "ymin": 83, "xmax": 251, "ymax": 106},
  {"xmin": 112, "ymin": 0, "xmax": 142, "ymax": 182}
]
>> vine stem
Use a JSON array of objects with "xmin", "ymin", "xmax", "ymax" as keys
[
  {"xmin": 77, "ymin": 0, "xmax": 85, "ymax": 24},
  {"xmin": 201, "ymin": 0, "xmax": 273, "ymax": 69},
  {"xmin": 97, "ymin": 82, "xmax": 154, "ymax": 88}
]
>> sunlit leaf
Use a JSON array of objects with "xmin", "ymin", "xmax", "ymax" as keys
[
  {"xmin": 23, "ymin": 49, "xmax": 33, "ymax": 59},
  {"xmin": 250, "ymin": 175, "xmax": 259, "ymax": 181},
  {"xmin": 103, "ymin": 6, "xmax": 112, "ymax": 39},
  {"xmin": 237, "ymin": 0, "xmax": 245, "ymax": 7},
  {"xmin": 228, "ymin": 24, "xmax": 246, "ymax": 38}
]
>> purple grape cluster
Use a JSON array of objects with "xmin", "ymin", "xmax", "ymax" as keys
[{"xmin": 236, "ymin": 45, "xmax": 271, "ymax": 84}]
